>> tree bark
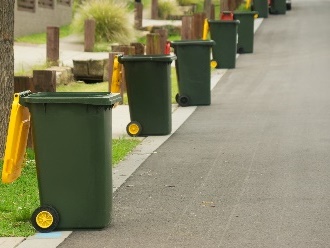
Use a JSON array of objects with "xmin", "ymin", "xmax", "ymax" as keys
[{"xmin": 0, "ymin": 1, "xmax": 15, "ymax": 157}]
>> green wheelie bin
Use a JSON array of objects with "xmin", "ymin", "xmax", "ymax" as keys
[
  {"xmin": 170, "ymin": 40, "xmax": 215, "ymax": 107},
  {"xmin": 208, "ymin": 20, "xmax": 240, "ymax": 69},
  {"xmin": 270, "ymin": 0, "xmax": 286, "ymax": 14},
  {"xmin": 19, "ymin": 91, "xmax": 121, "ymax": 232},
  {"xmin": 234, "ymin": 11, "xmax": 258, "ymax": 54},
  {"xmin": 118, "ymin": 54, "xmax": 176, "ymax": 137},
  {"xmin": 252, "ymin": 0, "xmax": 268, "ymax": 18}
]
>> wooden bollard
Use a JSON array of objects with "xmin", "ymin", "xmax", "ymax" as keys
[
  {"xmin": 193, "ymin": 12, "xmax": 206, "ymax": 39},
  {"xmin": 32, "ymin": 70, "xmax": 56, "ymax": 93},
  {"xmin": 155, "ymin": 29, "xmax": 168, "ymax": 54},
  {"xmin": 181, "ymin": 15, "xmax": 195, "ymax": 40},
  {"xmin": 151, "ymin": 0, "xmax": 158, "ymax": 19},
  {"xmin": 130, "ymin": 42, "xmax": 145, "ymax": 55},
  {"xmin": 84, "ymin": 19, "xmax": 96, "ymax": 52},
  {"xmin": 46, "ymin": 26, "xmax": 59, "ymax": 66},
  {"xmin": 210, "ymin": 4, "xmax": 215, "ymax": 20},
  {"xmin": 134, "ymin": 2, "xmax": 143, "ymax": 29},
  {"xmin": 111, "ymin": 45, "xmax": 135, "ymax": 55},
  {"xmin": 146, "ymin": 33, "xmax": 161, "ymax": 55},
  {"xmin": 203, "ymin": 0, "xmax": 212, "ymax": 19}
]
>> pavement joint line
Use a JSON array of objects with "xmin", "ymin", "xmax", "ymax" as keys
[{"xmin": 6, "ymin": 17, "xmax": 264, "ymax": 248}]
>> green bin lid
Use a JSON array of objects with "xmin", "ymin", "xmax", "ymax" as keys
[
  {"xmin": 208, "ymin": 20, "xmax": 240, "ymax": 25},
  {"xmin": 118, "ymin": 54, "xmax": 176, "ymax": 63},
  {"xmin": 19, "ymin": 92, "xmax": 122, "ymax": 106},
  {"xmin": 233, "ymin": 11, "xmax": 258, "ymax": 16},
  {"xmin": 170, "ymin": 40, "xmax": 215, "ymax": 47}
]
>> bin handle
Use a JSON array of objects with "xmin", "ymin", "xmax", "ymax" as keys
[
  {"xmin": 202, "ymin": 19, "xmax": 209, "ymax": 40},
  {"xmin": 110, "ymin": 56, "xmax": 122, "ymax": 94},
  {"xmin": 17, "ymin": 90, "xmax": 32, "ymax": 98},
  {"xmin": 2, "ymin": 93, "xmax": 31, "ymax": 184}
]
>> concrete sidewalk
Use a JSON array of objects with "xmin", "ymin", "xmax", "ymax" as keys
[{"xmin": 2, "ymin": 17, "xmax": 263, "ymax": 248}]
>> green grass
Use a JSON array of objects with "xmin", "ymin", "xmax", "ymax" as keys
[
  {"xmin": 0, "ymin": 149, "xmax": 39, "ymax": 237},
  {"xmin": 15, "ymin": 25, "xmax": 72, "ymax": 44},
  {"xmin": 112, "ymin": 138, "xmax": 141, "ymax": 164},
  {"xmin": 0, "ymin": 137, "xmax": 140, "ymax": 237}
]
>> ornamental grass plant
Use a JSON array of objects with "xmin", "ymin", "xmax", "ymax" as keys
[{"xmin": 71, "ymin": 0, "xmax": 135, "ymax": 44}]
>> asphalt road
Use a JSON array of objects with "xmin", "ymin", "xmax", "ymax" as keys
[{"xmin": 60, "ymin": 0, "xmax": 330, "ymax": 247}]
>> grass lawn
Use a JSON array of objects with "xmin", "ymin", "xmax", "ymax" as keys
[{"xmin": 15, "ymin": 25, "xmax": 72, "ymax": 44}]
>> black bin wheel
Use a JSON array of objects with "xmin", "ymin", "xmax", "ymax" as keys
[
  {"xmin": 31, "ymin": 205, "xmax": 59, "ymax": 233},
  {"xmin": 178, "ymin": 95, "xmax": 190, "ymax": 107},
  {"xmin": 175, "ymin": 93, "xmax": 180, "ymax": 104},
  {"xmin": 127, "ymin": 121, "xmax": 142, "ymax": 137}
]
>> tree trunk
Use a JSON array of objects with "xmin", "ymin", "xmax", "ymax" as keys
[{"xmin": 0, "ymin": 2, "xmax": 15, "ymax": 157}]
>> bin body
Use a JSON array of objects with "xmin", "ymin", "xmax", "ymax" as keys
[
  {"xmin": 118, "ymin": 55, "xmax": 176, "ymax": 136},
  {"xmin": 208, "ymin": 20, "xmax": 239, "ymax": 69},
  {"xmin": 170, "ymin": 40, "xmax": 215, "ymax": 106},
  {"xmin": 20, "ymin": 92, "xmax": 121, "ymax": 230},
  {"xmin": 234, "ymin": 11, "xmax": 258, "ymax": 54},
  {"xmin": 270, "ymin": 0, "xmax": 286, "ymax": 14},
  {"xmin": 253, "ymin": 0, "xmax": 268, "ymax": 18}
]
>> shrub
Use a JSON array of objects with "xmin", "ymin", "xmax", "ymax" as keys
[
  {"xmin": 158, "ymin": 0, "xmax": 182, "ymax": 19},
  {"xmin": 71, "ymin": 0, "xmax": 135, "ymax": 44}
]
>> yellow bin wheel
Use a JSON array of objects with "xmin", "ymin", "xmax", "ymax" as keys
[
  {"xmin": 126, "ymin": 121, "xmax": 142, "ymax": 137},
  {"xmin": 210, "ymin": 60, "xmax": 217, "ymax": 69},
  {"xmin": 31, "ymin": 206, "xmax": 59, "ymax": 233}
]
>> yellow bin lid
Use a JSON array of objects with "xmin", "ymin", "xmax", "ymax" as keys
[{"xmin": 2, "ymin": 92, "xmax": 30, "ymax": 184}]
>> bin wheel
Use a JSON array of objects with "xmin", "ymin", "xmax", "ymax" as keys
[
  {"xmin": 31, "ymin": 205, "xmax": 59, "ymax": 233},
  {"xmin": 210, "ymin": 60, "xmax": 217, "ymax": 69},
  {"xmin": 178, "ymin": 95, "xmax": 190, "ymax": 107},
  {"xmin": 127, "ymin": 121, "xmax": 142, "ymax": 137},
  {"xmin": 286, "ymin": 3, "xmax": 291, "ymax": 10},
  {"xmin": 175, "ymin": 93, "xmax": 180, "ymax": 104}
]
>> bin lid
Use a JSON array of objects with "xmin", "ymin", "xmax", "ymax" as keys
[
  {"xmin": 208, "ymin": 20, "xmax": 240, "ymax": 25},
  {"xmin": 170, "ymin": 40, "xmax": 215, "ymax": 47},
  {"xmin": 118, "ymin": 54, "xmax": 176, "ymax": 63},
  {"xmin": 2, "ymin": 92, "xmax": 30, "ymax": 184},
  {"xmin": 19, "ymin": 92, "xmax": 122, "ymax": 106},
  {"xmin": 233, "ymin": 11, "xmax": 258, "ymax": 16}
]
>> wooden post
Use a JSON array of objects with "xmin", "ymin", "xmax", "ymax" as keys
[
  {"xmin": 130, "ymin": 42, "xmax": 145, "ymax": 55},
  {"xmin": 32, "ymin": 70, "xmax": 56, "ymax": 93},
  {"xmin": 155, "ymin": 29, "xmax": 168, "ymax": 54},
  {"xmin": 151, "ymin": 0, "xmax": 158, "ymax": 19},
  {"xmin": 14, "ymin": 76, "xmax": 33, "ymax": 149},
  {"xmin": 14, "ymin": 76, "xmax": 33, "ymax": 93},
  {"xmin": 84, "ymin": 19, "xmax": 96, "ymax": 52},
  {"xmin": 181, "ymin": 15, "xmax": 195, "ymax": 40},
  {"xmin": 111, "ymin": 45, "xmax": 135, "ymax": 55},
  {"xmin": 204, "ymin": 0, "xmax": 212, "ymax": 19},
  {"xmin": 46, "ymin": 26, "xmax": 59, "ymax": 66},
  {"xmin": 210, "ymin": 4, "xmax": 215, "ymax": 20},
  {"xmin": 193, "ymin": 12, "xmax": 206, "ymax": 39},
  {"xmin": 134, "ymin": 2, "xmax": 143, "ymax": 29},
  {"xmin": 220, "ymin": 0, "xmax": 230, "ymax": 12},
  {"xmin": 146, "ymin": 33, "xmax": 161, "ymax": 55}
]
